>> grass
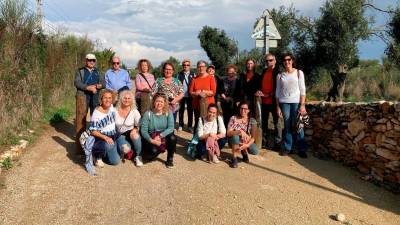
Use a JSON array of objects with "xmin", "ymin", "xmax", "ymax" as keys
[{"xmin": 1, "ymin": 157, "xmax": 13, "ymax": 170}]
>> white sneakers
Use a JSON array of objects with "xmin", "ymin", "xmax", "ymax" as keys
[
  {"xmin": 212, "ymin": 155, "xmax": 220, "ymax": 164},
  {"xmin": 95, "ymin": 158, "xmax": 105, "ymax": 168},
  {"xmin": 135, "ymin": 156, "xmax": 143, "ymax": 167},
  {"xmin": 178, "ymin": 126, "xmax": 183, "ymax": 131}
]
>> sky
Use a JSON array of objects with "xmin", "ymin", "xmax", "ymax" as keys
[{"xmin": 28, "ymin": 0, "xmax": 397, "ymax": 67}]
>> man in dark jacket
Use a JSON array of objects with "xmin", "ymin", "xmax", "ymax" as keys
[
  {"xmin": 74, "ymin": 53, "xmax": 105, "ymax": 155},
  {"xmin": 177, "ymin": 59, "xmax": 195, "ymax": 133},
  {"xmin": 255, "ymin": 53, "xmax": 281, "ymax": 150}
]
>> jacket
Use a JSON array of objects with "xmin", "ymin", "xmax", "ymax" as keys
[{"xmin": 74, "ymin": 67, "xmax": 105, "ymax": 96}]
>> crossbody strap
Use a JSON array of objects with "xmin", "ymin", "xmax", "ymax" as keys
[{"xmin": 139, "ymin": 73, "xmax": 153, "ymax": 90}]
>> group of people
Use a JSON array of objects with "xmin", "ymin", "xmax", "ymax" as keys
[{"xmin": 74, "ymin": 52, "xmax": 308, "ymax": 171}]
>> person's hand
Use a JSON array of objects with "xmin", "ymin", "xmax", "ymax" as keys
[
  {"xmin": 255, "ymin": 91, "xmax": 264, "ymax": 97},
  {"xmin": 96, "ymin": 83, "xmax": 102, "ymax": 89},
  {"xmin": 86, "ymin": 85, "xmax": 97, "ymax": 94},
  {"xmin": 104, "ymin": 136, "xmax": 114, "ymax": 145},
  {"xmin": 277, "ymin": 107, "xmax": 283, "ymax": 118},
  {"xmin": 239, "ymin": 130, "xmax": 246, "ymax": 137},
  {"xmin": 142, "ymin": 88, "xmax": 150, "ymax": 92},
  {"xmin": 242, "ymin": 133, "xmax": 250, "ymax": 143},
  {"xmin": 199, "ymin": 91, "xmax": 207, "ymax": 98},
  {"xmin": 299, "ymin": 105, "xmax": 307, "ymax": 115},
  {"xmin": 209, "ymin": 133, "xmax": 218, "ymax": 139},
  {"xmin": 151, "ymin": 136, "xmax": 162, "ymax": 146},
  {"xmin": 239, "ymin": 143, "xmax": 248, "ymax": 151},
  {"xmin": 221, "ymin": 94, "xmax": 226, "ymax": 99},
  {"xmin": 195, "ymin": 90, "xmax": 202, "ymax": 96},
  {"xmin": 130, "ymin": 129, "xmax": 139, "ymax": 140}
]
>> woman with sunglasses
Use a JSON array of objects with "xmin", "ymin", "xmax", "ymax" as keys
[
  {"xmin": 276, "ymin": 53, "xmax": 307, "ymax": 158},
  {"xmin": 226, "ymin": 101, "xmax": 259, "ymax": 168}
]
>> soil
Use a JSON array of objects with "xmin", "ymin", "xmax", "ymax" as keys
[{"xmin": 0, "ymin": 120, "xmax": 399, "ymax": 225}]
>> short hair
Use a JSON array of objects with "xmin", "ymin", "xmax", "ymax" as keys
[
  {"xmin": 265, "ymin": 53, "xmax": 275, "ymax": 60},
  {"xmin": 137, "ymin": 59, "xmax": 153, "ymax": 73},
  {"xmin": 237, "ymin": 100, "xmax": 251, "ymax": 115},
  {"xmin": 182, "ymin": 59, "xmax": 191, "ymax": 66},
  {"xmin": 99, "ymin": 89, "xmax": 116, "ymax": 105},
  {"xmin": 162, "ymin": 62, "xmax": 175, "ymax": 74},
  {"xmin": 151, "ymin": 93, "xmax": 169, "ymax": 114},
  {"xmin": 225, "ymin": 64, "xmax": 238, "ymax": 73},
  {"xmin": 208, "ymin": 103, "xmax": 218, "ymax": 111},
  {"xmin": 116, "ymin": 90, "xmax": 136, "ymax": 109},
  {"xmin": 196, "ymin": 60, "xmax": 207, "ymax": 68}
]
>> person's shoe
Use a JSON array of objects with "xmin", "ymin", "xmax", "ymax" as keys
[
  {"xmin": 135, "ymin": 156, "xmax": 143, "ymax": 167},
  {"xmin": 95, "ymin": 158, "xmax": 105, "ymax": 168},
  {"xmin": 272, "ymin": 144, "xmax": 280, "ymax": 152},
  {"xmin": 178, "ymin": 126, "xmax": 183, "ymax": 131},
  {"xmin": 212, "ymin": 155, "xmax": 220, "ymax": 164},
  {"xmin": 298, "ymin": 151, "xmax": 308, "ymax": 159},
  {"xmin": 165, "ymin": 159, "xmax": 174, "ymax": 168},
  {"xmin": 279, "ymin": 149, "xmax": 289, "ymax": 156},
  {"xmin": 241, "ymin": 151, "xmax": 249, "ymax": 163},
  {"xmin": 231, "ymin": 157, "xmax": 238, "ymax": 168}
]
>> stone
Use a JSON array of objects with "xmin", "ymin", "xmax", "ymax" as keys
[
  {"xmin": 394, "ymin": 125, "xmax": 400, "ymax": 131},
  {"xmin": 323, "ymin": 123, "xmax": 334, "ymax": 130},
  {"xmin": 361, "ymin": 136, "xmax": 373, "ymax": 145},
  {"xmin": 380, "ymin": 101, "xmax": 392, "ymax": 114},
  {"xmin": 330, "ymin": 142, "xmax": 346, "ymax": 150},
  {"xmin": 357, "ymin": 164, "xmax": 370, "ymax": 174},
  {"xmin": 383, "ymin": 137, "xmax": 397, "ymax": 146},
  {"xmin": 387, "ymin": 121, "xmax": 393, "ymax": 131},
  {"xmin": 364, "ymin": 144, "xmax": 376, "ymax": 153},
  {"xmin": 353, "ymin": 131, "xmax": 365, "ymax": 144},
  {"xmin": 391, "ymin": 118, "xmax": 400, "ymax": 125},
  {"xmin": 386, "ymin": 161, "xmax": 400, "ymax": 171},
  {"xmin": 335, "ymin": 213, "xmax": 346, "ymax": 222},
  {"xmin": 348, "ymin": 119, "xmax": 365, "ymax": 136},
  {"xmin": 373, "ymin": 124, "xmax": 386, "ymax": 132},
  {"xmin": 381, "ymin": 143, "xmax": 396, "ymax": 151},
  {"xmin": 385, "ymin": 130, "xmax": 400, "ymax": 138},
  {"xmin": 376, "ymin": 133, "xmax": 384, "ymax": 146},
  {"xmin": 376, "ymin": 118, "xmax": 388, "ymax": 124},
  {"xmin": 376, "ymin": 148, "xmax": 400, "ymax": 160},
  {"xmin": 371, "ymin": 168, "xmax": 384, "ymax": 181}
]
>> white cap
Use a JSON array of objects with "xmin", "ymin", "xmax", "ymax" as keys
[{"xmin": 85, "ymin": 53, "xmax": 96, "ymax": 60}]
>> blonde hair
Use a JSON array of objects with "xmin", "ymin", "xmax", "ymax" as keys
[
  {"xmin": 99, "ymin": 89, "xmax": 116, "ymax": 105},
  {"xmin": 182, "ymin": 59, "xmax": 190, "ymax": 66},
  {"xmin": 137, "ymin": 59, "xmax": 153, "ymax": 73},
  {"xmin": 151, "ymin": 93, "xmax": 169, "ymax": 115},
  {"xmin": 116, "ymin": 90, "xmax": 136, "ymax": 109}
]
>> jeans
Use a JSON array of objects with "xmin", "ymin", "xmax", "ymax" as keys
[
  {"xmin": 116, "ymin": 133, "xmax": 142, "ymax": 156},
  {"xmin": 142, "ymin": 133, "xmax": 177, "ymax": 162},
  {"xmin": 92, "ymin": 137, "xmax": 120, "ymax": 165},
  {"xmin": 178, "ymin": 97, "xmax": 193, "ymax": 128},
  {"xmin": 196, "ymin": 138, "xmax": 226, "ymax": 156},
  {"xmin": 229, "ymin": 135, "xmax": 259, "ymax": 155},
  {"xmin": 280, "ymin": 103, "xmax": 306, "ymax": 152},
  {"xmin": 261, "ymin": 104, "xmax": 282, "ymax": 146}
]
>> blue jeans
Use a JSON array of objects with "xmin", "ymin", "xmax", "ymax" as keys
[
  {"xmin": 116, "ymin": 133, "xmax": 142, "ymax": 156},
  {"xmin": 197, "ymin": 138, "xmax": 226, "ymax": 156},
  {"xmin": 280, "ymin": 103, "xmax": 306, "ymax": 152},
  {"xmin": 229, "ymin": 135, "xmax": 259, "ymax": 155},
  {"xmin": 92, "ymin": 138, "xmax": 120, "ymax": 165}
]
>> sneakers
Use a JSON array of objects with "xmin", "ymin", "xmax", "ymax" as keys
[
  {"xmin": 95, "ymin": 158, "xmax": 104, "ymax": 168},
  {"xmin": 241, "ymin": 151, "xmax": 249, "ymax": 163},
  {"xmin": 298, "ymin": 151, "xmax": 308, "ymax": 159},
  {"xmin": 279, "ymin": 149, "xmax": 289, "ymax": 156},
  {"xmin": 165, "ymin": 159, "xmax": 174, "ymax": 168},
  {"xmin": 231, "ymin": 157, "xmax": 238, "ymax": 168},
  {"xmin": 135, "ymin": 156, "xmax": 143, "ymax": 167},
  {"xmin": 212, "ymin": 155, "xmax": 220, "ymax": 164},
  {"xmin": 178, "ymin": 126, "xmax": 183, "ymax": 131}
]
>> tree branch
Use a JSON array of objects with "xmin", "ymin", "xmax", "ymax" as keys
[{"xmin": 362, "ymin": 3, "xmax": 395, "ymax": 14}]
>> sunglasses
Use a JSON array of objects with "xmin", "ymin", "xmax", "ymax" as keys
[
  {"xmin": 266, "ymin": 59, "xmax": 274, "ymax": 62},
  {"xmin": 183, "ymin": 64, "xmax": 190, "ymax": 66},
  {"xmin": 112, "ymin": 62, "xmax": 120, "ymax": 65},
  {"xmin": 87, "ymin": 59, "xmax": 96, "ymax": 62},
  {"xmin": 284, "ymin": 58, "xmax": 292, "ymax": 62}
]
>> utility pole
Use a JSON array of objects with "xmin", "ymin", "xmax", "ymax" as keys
[
  {"xmin": 263, "ymin": 11, "xmax": 269, "ymax": 56},
  {"xmin": 36, "ymin": 0, "xmax": 43, "ymax": 29}
]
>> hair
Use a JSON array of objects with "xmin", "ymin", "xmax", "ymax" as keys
[
  {"xmin": 225, "ymin": 64, "xmax": 238, "ymax": 73},
  {"xmin": 245, "ymin": 58, "xmax": 256, "ymax": 72},
  {"xmin": 182, "ymin": 59, "xmax": 190, "ymax": 66},
  {"xmin": 207, "ymin": 103, "xmax": 218, "ymax": 112},
  {"xmin": 151, "ymin": 93, "xmax": 169, "ymax": 114},
  {"xmin": 196, "ymin": 60, "xmax": 207, "ymax": 68},
  {"xmin": 237, "ymin": 100, "xmax": 251, "ymax": 117},
  {"xmin": 116, "ymin": 90, "xmax": 136, "ymax": 110},
  {"xmin": 282, "ymin": 52, "xmax": 297, "ymax": 68},
  {"xmin": 99, "ymin": 89, "xmax": 116, "ymax": 105},
  {"xmin": 162, "ymin": 62, "xmax": 175, "ymax": 75},
  {"xmin": 137, "ymin": 59, "xmax": 153, "ymax": 73},
  {"xmin": 265, "ymin": 53, "xmax": 275, "ymax": 60}
]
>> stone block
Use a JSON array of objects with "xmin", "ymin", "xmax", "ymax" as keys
[
  {"xmin": 373, "ymin": 124, "xmax": 387, "ymax": 132},
  {"xmin": 376, "ymin": 148, "xmax": 400, "ymax": 160},
  {"xmin": 348, "ymin": 119, "xmax": 365, "ymax": 136}
]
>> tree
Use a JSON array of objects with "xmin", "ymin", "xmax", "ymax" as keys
[
  {"xmin": 198, "ymin": 26, "xmax": 238, "ymax": 73},
  {"xmin": 152, "ymin": 56, "xmax": 181, "ymax": 78},
  {"xmin": 94, "ymin": 48, "xmax": 115, "ymax": 73},
  {"xmin": 315, "ymin": 0, "xmax": 370, "ymax": 102},
  {"xmin": 385, "ymin": 6, "xmax": 400, "ymax": 67}
]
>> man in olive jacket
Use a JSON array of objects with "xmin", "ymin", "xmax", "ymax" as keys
[{"xmin": 74, "ymin": 53, "xmax": 105, "ymax": 155}]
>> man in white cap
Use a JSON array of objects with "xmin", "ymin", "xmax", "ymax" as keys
[{"xmin": 74, "ymin": 53, "xmax": 104, "ymax": 155}]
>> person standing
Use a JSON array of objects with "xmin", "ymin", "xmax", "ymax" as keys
[
  {"xmin": 74, "ymin": 53, "xmax": 104, "ymax": 155},
  {"xmin": 276, "ymin": 53, "xmax": 307, "ymax": 158},
  {"xmin": 255, "ymin": 53, "xmax": 281, "ymax": 150},
  {"xmin": 234, "ymin": 59, "xmax": 261, "ymax": 113},
  {"xmin": 135, "ymin": 59, "xmax": 155, "ymax": 113},
  {"xmin": 189, "ymin": 60, "xmax": 216, "ymax": 132},
  {"xmin": 220, "ymin": 64, "xmax": 239, "ymax": 126},
  {"xmin": 177, "ymin": 59, "xmax": 195, "ymax": 133},
  {"xmin": 105, "ymin": 56, "xmax": 132, "ymax": 94}
]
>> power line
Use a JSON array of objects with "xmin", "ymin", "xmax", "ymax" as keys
[{"xmin": 42, "ymin": 1, "xmax": 71, "ymax": 22}]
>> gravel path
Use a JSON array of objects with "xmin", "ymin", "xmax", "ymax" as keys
[{"xmin": 0, "ymin": 120, "xmax": 399, "ymax": 225}]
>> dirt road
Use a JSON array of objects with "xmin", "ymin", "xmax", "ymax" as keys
[{"xmin": 0, "ymin": 120, "xmax": 399, "ymax": 225}]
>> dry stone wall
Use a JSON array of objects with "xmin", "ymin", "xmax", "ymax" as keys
[{"xmin": 305, "ymin": 101, "xmax": 400, "ymax": 192}]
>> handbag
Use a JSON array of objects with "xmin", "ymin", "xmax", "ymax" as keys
[{"xmin": 150, "ymin": 131, "xmax": 166, "ymax": 153}]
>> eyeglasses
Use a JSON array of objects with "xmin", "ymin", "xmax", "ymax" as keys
[
  {"xmin": 283, "ymin": 58, "xmax": 292, "ymax": 62},
  {"xmin": 240, "ymin": 107, "xmax": 249, "ymax": 110},
  {"xmin": 87, "ymin": 59, "xmax": 96, "ymax": 62},
  {"xmin": 266, "ymin": 59, "xmax": 274, "ymax": 62},
  {"xmin": 198, "ymin": 65, "xmax": 206, "ymax": 68},
  {"xmin": 112, "ymin": 62, "xmax": 120, "ymax": 65},
  {"xmin": 183, "ymin": 64, "xmax": 190, "ymax": 66}
]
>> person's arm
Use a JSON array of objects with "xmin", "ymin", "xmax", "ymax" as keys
[
  {"xmin": 125, "ymin": 70, "xmax": 133, "ymax": 89},
  {"xmin": 172, "ymin": 79, "xmax": 184, "ymax": 103},
  {"xmin": 140, "ymin": 111, "xmax": 152, "ymax": 142},
  {"xmin": 160, "ymin": 112, "xmax": 174, "ymax": 138},
  {"xmin": 105, "ymin": 70, "xmax": 112, "ymax": 90},
  {"xmin": 197, "ymin": 118, "xmax": 209, "ymax": 140},
  {"xmin": 189, "ymin": 78, "xmax": 197, "ymax": 97},
  {"xmin": 74, "ymin": 69, "xmax": 88, "ymax": 91},
  {"xmin": 276, "ymin": 73, "xmax": 282, "ymax": 117},
  {"xmin": 135, "ymin": 75, "xmax": 147, "ymax": 92},
  {"xmin": 298, "ymin": 70, "xmax": 307, "ymax": 114},
  {"xmin": 217, "ymin": 116, "xmax": 226, "ymax": 139},
  {"xmin": 226, "ymin": 116, "xmax": 240, "ymax": 137}
]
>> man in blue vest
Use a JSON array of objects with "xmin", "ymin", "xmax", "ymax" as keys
[
  {"xmin": 74, "ymin": 53, "xmax": 104, "ymax": 155},
  {"xmin": 177, "ymin": 59, "xmax": 195, "ymax": 133}
]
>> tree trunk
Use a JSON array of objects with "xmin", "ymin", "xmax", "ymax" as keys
[{"xmin": 326, "ymin": 72, "xmax": 346, "ymax": 102}]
